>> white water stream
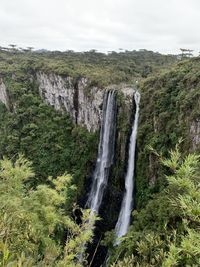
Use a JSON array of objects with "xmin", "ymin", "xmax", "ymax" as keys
[
  {"xmin": 115, "ymin": 91, "xmax": 140, "ymax": 243},
  {"xmin": 86, "ymin": 90, "xmax": 116, "ymax": 215}
]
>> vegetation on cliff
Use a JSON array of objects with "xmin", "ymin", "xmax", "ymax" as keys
[
  {"xmin": 0, "ymin": 64, "xmax": 98, "ymax": 193},
  {"xmin": 136, "ymin": 57, "xmax": 200, "ymax": 207}
]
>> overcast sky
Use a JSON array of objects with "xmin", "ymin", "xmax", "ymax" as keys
[{"xmin": 0, "ymin": 0, "xmax": 199, "ymax": 54}]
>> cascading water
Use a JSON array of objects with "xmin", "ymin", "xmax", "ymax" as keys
[
  {"xmin": 86, "ymin": 90, "xmax": 116, "ymax": 215},
  {"xmin": 78, "ymin": 90, "xmax": 116, "ymax": 264},
  {"xmin": 115, "ymin": 91, "xmax": 140, "ymax": 243}
]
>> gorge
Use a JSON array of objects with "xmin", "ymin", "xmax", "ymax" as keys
[{"xmin": 0, "ymin": 49, "xmax": 200, "ymax": 266}]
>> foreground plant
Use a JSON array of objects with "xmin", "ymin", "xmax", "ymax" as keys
[{"xmin": 0, "ymin": 156, "xmax": 95, "ymax": 266}]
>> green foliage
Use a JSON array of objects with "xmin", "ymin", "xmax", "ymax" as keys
[
  {"xmin": 110, "ymin": 148, "xmax": 200, "ymax": 266},
  {"xmin": 0, "ymin": 156, "xmax": 94, "ymax": 267},
  {"xmin": 0, "ymin": 84, "xmax": 97, "ymax": 195},
  {"xmin": 0, "ymin": 48, "xmax": 176, "ymax": 88},
  {"xmin": 136, "ymin": 57, "xmax": 200, "ymax": 207}
]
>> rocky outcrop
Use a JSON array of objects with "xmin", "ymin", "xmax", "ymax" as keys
[
  {"xmin": 36, "ymin": 72, "xmax": 135, "ymax": 132},
  {"xmin": 0, "ymin": 78, "xmax": 10, "ymax": 110},
  {"xmin": 36, "ymin": 72, "xmax": 104, "ymax": 132},
  {"xmin": 190, "ymin": 119, "xmax": 200, "ymax": 150},
  {"xmin": 0, "ymin": 72, "xmax": 135, "ymax": 132}
]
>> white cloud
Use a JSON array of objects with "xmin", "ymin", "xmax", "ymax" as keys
[{"xmin": 0, "ymin": 0, "xmax": 199, "ymax": 54}]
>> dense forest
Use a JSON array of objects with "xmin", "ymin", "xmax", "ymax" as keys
[{"xmin": 0, "ymin": 48, "xmax": 199, "ymax": 266}]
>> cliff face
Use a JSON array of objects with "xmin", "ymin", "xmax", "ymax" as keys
[
  {"xmin": 190, "ymin": 119, "xmax": 200, "ymax": 150},
  {"xmin": 0, "ymin": 78, "xmax": 10, "ymax": 110},
  {"xmin": 36, "ymin": 72, "xmax": 135, "ymax": 132},
  {"xmin": 36, "ymin": 72, "xmax": 104, "ymax": 132}
]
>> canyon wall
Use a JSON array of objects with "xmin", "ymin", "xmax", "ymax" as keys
[
  {"xmin": 0, "ymin": 78, "xmax": 10, "ymax": 110},
  {"xmin": 36, "ymin": 72, "xmax": 135, "ymax": 132}
]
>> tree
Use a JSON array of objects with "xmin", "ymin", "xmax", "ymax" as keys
[
  {"xmin": 0, "ymin": 156, "xmax": 95, "ymax": 266},
  {"xmin": 27, "ymin": 47, "xmax": 34, "ymax": 52},
  {"xmin": 8, "ymin": 44, "xmax": 18, "ymax": 53},
  {"xmin": 180, "ymin": 48, "xmax": 193, "ymax": 59}
]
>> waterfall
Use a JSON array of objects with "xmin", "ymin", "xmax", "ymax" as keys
[
  {"xmin": 115, "ymin": 91, "xmax": 140, "ymax": 243},
  {"xmin": 86, "ymin": 90, "xmax": 116, "ymax": 215},
  {"xmin": 77, "ymin": 90, "xmax": 116, "ymax": 264}
]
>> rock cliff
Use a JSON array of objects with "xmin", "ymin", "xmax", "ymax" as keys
[
  {"xmin": 0, "ymin": 78, "xmax": 10, "ymax": 110},
  {"xmin": 36, "ymin": 72, "xmax": 135, "ymax": 132},
  {"xmin": 190, "ymin": 119, "xmax": 200, "ymax": 150}
]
